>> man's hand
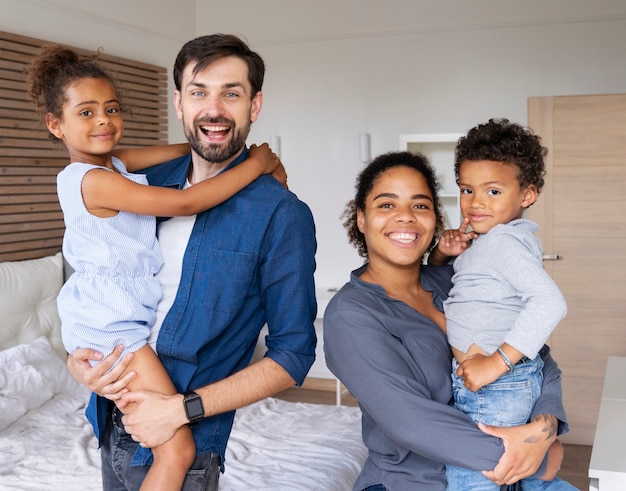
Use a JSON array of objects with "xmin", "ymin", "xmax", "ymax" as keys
[
  {"xmin": 118, "ymin": 390, "xmax": 187, "ymax": 448},
  {"xmin": 481, "ymin": 414, "xmax": 558, "ymax": 485},
  {"xmin": 66, "ymin": 345, "xmax": 136, "ymax": 400}
]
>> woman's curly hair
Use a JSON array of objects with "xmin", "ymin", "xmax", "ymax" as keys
[
  {"xmin": 342, "ymin": 151, "xmax": 445, "ymax": 260},
  {"xmin": 26, "ymin": 45, "xmax": 117, "ymax": 143},
  {"xmin": 454, "ymin": 118, "xmax": 547, "ymax": 192}
]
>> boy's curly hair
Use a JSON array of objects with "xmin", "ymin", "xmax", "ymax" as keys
[{"xmin": 454, "ymin": 118, "xmax": 547, "ymax": 192}]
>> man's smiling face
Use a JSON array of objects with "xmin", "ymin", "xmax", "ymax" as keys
[{"xmin": 174, "ymin": 55, "xmax": 262, "ymax": 165}]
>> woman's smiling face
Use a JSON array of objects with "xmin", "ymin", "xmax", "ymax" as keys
[{"xmin": 357, "ymin": 165, "xmax": 437, "ymax": 269}]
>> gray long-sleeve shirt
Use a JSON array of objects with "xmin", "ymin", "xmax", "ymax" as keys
[
  {"xmin": 324, "ymin": 263, "xmax": 567, "ymax": 490},
  {"xmin": 445, "ymin": 219, "xmax": 567, "ymax": 359}
]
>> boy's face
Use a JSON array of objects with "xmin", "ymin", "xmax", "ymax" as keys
[{"xmin": 458, "ymin": 160, "xmax": 537, "ymax": 234}]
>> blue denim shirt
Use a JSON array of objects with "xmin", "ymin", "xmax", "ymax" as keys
[{"xmin": 86, "ymin": 147, "xmax": 317, "ymax": 465}]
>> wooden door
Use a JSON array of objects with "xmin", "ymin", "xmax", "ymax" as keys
[{"xmin": 528, "ymin": 94, "xmax": 626, "ymax": 445}]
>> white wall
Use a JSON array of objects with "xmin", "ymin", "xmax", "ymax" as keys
[
  {"xmin": 4, "ymin": 0, "xmax": 626, "ymax": 291},
  {"xmin": 200, "ymin": 1, "xmax": 626, "ymax": 290},
  {"xmin": 0, "ymin": 0, "xmax": 196, "ymax": 143}
]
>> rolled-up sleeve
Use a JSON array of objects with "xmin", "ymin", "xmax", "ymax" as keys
[{"xmin": 260, "ymin": 194, "xmax": 317, "ymax": 385}]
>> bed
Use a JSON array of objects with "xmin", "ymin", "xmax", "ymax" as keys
[{"xmin": 0, "ymin": 253, "xmax": 367, "ymax": 490}]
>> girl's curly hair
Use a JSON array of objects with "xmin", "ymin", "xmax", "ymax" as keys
[{"xmin": 26, "ymin": 45, "xmax": 118, "ymax": 143}]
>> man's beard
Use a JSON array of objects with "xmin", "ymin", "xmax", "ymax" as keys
[{"xmin": 185, "ymin": 117, "xmax": 251, "ymax": 164}]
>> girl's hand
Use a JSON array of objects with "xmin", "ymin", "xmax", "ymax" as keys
[
  {"xmin": 272, "ymin": 161, "xmax": 288, "ymax": 189},
  {"xmin": 249, "ymin": 143, "xmax": 281, "ymax": 174},
  {"xmin": 249, "ymin": 143, "xmax": 288, "ymax": 188}
]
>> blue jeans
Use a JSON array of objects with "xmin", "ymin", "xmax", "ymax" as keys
[
  {"xmin": 446, "ymin": 356, "xmax": 576, "ymax": 490},
  {"xmin": 101, "ymin": 413, "xmax": 221, "ymax": 491}
]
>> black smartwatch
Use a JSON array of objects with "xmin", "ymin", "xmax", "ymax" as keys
[{"xmin": 183, "ymin": 391, "xmax": 204, "ymax": 426}]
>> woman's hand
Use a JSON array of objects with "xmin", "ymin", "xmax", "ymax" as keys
[
  {"xmin": 480, "ymin": 413, "xmax": 558, "ymax": 485},
  {"xmin": 540, "ymin": 439, "xmax": 564, "ymax": 481},
  {"xmin": 66, "ymin": 345, "xmax": 136, "ymax": 400}
]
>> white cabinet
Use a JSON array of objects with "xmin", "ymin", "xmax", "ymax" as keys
[{"xmin": 399, "ymin": 133, "xmax": 463, "ymax": 229}]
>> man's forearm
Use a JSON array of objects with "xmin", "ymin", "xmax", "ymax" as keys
[{"xmin": 194, "ymin": 357, "xmax": 295, "ymax": 420}]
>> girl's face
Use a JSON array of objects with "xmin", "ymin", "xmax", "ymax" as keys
[
  {"xmin": 357, "ymin": 165, "xmax": 437, "ymax": 270},
  {"xmin": 46, "ymin": 77, "xmax": 123, "ymax": 166},
  {"xmin": 458, "ymin": 160, "xmax": 537, "ymax": 234}
]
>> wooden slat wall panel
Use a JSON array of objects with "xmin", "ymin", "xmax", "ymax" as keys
[{"xmin": 0, "ymin": 31, "xmax": 168, "ymax": 262}]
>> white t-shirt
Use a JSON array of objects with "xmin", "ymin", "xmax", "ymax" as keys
[{"xmin": 148, "ymin": 181, "xmax": 195, "ymax": 351}]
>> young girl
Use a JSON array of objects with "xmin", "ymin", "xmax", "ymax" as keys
[
  {"xmin": 429, "ymin": 119, "xmax": 574, "ymax": 490},
  {"xmin": 26, "ymin": 45, "xmax": 284, "ymax": 491}
]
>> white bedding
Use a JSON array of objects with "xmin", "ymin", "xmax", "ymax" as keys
[
  {"xmin": 0, "ymin": 337, "xmax": 101, "ymax": 491},
  {"xmin": 221, "ymin": 398, "xmax": 366, "ymax": 490},
  {"xmin": 0, "ymin": 254, "xmax": 366, "ymax": 490},
  {"xmin": 0, "ymin": 338, "xmax": 365, "ymax": 490}
]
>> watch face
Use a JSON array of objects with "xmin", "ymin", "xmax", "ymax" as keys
[{"xmin": 186, "ymin": 397, "xmax": 204, "ymax": 419}]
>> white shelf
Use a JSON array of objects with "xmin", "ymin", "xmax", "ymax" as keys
[{"xmin": 399, "ymin": 133, "xmax": 463, "ymax": 229}]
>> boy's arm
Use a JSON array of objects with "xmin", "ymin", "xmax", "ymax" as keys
[
  {"xmin": 456, "ymin": 342, "xmax": 525, "ymax": 392},
  {"xmin": 113, "ymin": 143, "xmax": 191, "ymax": 172}
]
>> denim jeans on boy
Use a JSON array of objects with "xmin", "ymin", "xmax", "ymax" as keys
[{"xmin": 446, "ymin": 356, "xmax": 578, "ymax": 490}]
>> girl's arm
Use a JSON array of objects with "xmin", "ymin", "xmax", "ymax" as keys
[
  {"xmin": 113, "ymin": 143, "xmax": 191, "ymax": 172},
  {"xmin": 82, "ymin": 143, "xmax": 282, "ymax": 217}
]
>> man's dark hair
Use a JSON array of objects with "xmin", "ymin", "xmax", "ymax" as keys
[{"xmin": 173, "ymin": 34, "xmax": 265, "ymax": 97}]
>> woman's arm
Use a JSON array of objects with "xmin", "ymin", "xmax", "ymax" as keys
[
  {"xmin": 113, "ymin": 143, "xmax": 190, "ymax": 172},
  {"xmin": 83, "ymin": 143, "xmax": 282, "ymax": 217},
  {"xmin": 324, "ymin": 302, "xmax": 565, "ymax": 483},
  {"xmin": 324, "ymin": 304, "xmax": 506, "ymax": 471}
]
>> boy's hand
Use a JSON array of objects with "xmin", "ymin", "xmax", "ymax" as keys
[
  {"xmin": 428, "ymin": 217, "xmax": 477, "ymax": 265},
  {"xmin": 457, "ymin": 353, "xmax": 504, "ymax": 391},
  {"xmin": 438, "ymin": 217, "xmax": 477, "ymax": 256}
]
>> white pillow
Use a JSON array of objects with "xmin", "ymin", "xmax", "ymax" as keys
[
  {"xmin": 0, "ymin": 336, "xmax": 85, "ymax": 431},
  {"xmin": 0, "ymin": 253, "xmax": 65, "ymax": 358}
]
